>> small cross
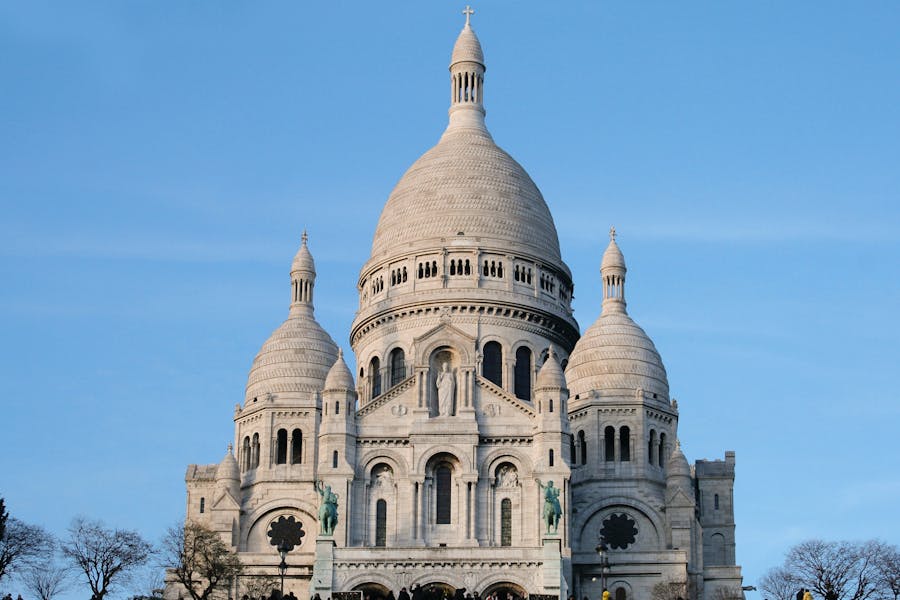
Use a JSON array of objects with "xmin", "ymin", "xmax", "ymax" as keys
[
  {"xmin": 609, "ymin": 226, "xmax": 617, "ymax": 241},
  {"xmin": 463, "ymin": 6, "xmax": 474, "ymax": 26},
  {"xmin": 301, "ymin": 229, "xmax": 308, "ymax": 245}
]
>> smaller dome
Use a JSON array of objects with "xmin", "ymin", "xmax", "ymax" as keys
[
  {"xmin": 601, "ymin": 229, "xmax": 626, "ymax": 271},
  {"xmin": 565, "ymin": 313, "xmax": 669, "ymax": 400},
  {"xmin": 666, "ymin": 439, "xmax": 693, "ymax": 496},
  {"xmin": 536, "ymin": 347, "xmax": 566, "ymax": 389},
  {"xmin": 450, "ymin": 22, "xmax": 484, "ymax": 67},
  {"xmin": 666, "ymin": 439, "xmax": 691, "ymax": 479},
  {"xmin": 324, "ymin": 349, "xmax": 355, "ymax": 392},
  {"xmin": 292, "ymin": 230, "xmax": 315, "ymax": 274},
  {"xmin": 216, "ymin": 444, "xmax": 240, "ymax": 482}
]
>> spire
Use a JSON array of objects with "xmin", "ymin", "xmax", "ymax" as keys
[
  {"xmin": 601, "ymin": 226, "xmax": 627, "ymax": 314},
  {"xmin": 447, "ymin": 6, "xmax": 487, "ymax": 132},
  {"xmin": 536, "ymin": 345, "xmax": 566, "ymax": 389},
  {"xmin": 290, "ymin": 229, "xmax": 316, "ymax": 313},
  {"xmin": 324, "ymin": 348, "xmax": 355, "ymax": 392}
]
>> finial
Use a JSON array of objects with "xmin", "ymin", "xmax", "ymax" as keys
[
  {"xmin": 227, "ymin": 442, "xmax": 233, "ymax": 455},
  {"xmin": 301, "ymin": 229, "xmax": 308, "ymax": 246},
  {"xmin": 609, "ymin": 226, "xmax": 617, "ymax": 242},
  {"xmin": 337, "ymin": 348, "xmax": 343, "ymax": 360},
  {"xmin": 462, "ymin": 5, "xmax": 474, "ymax": 26},
  {"xmin": 548, "ymin": 345, "xmax": 555, "ymax": 360}
]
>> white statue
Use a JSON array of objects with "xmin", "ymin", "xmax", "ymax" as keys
[{"xmin": 436, "ymin": 362, "xmax": 455, "ymax": 416}]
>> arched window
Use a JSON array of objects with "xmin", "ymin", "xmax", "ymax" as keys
[
  {"xmin": 332, "ymin": 450, "xmax": 339, "ymax": 469},
  {"xmin": 578, "ymin": 430, "xmax": 587, "ymax": 465},
  {"xmin": 483, "ymin": 341, "xmax": 502, "ymax": 387},
  {"xmin": 500, "ymin": 498, "xmax": 512, "ymax": 546},
  {"xmin": 514, "ymin": 346, "xmax": 532, "ymax": 401},
  {"xmin": 369, "ymin": 356, "xmax": 381, "ymax": 399},
  {"xmin": 276, "ymin": 429, "xmax": 288, "ymax": 464},
  {"xmin": 648, "ymin": 429, "xmax": 657, "ymax": 465},
  {"xmin": 252, "ymin": 433, "xmax": 260, "ymax": 468},
  {"xmin": 242, "ymin": 436, "xmax": 251, "ymax": 471},
  {"xmin": 714, "ymin": 493, "xmax": 720, "ymax": 510},
  {"xmin": 335, "ymin": 400, "xmax": 340, "ymax": 415},
  {"xmin": 620, "ymin": 426, "xmax": 631, "ymax": 461},
  {"xmin": 436, "ymin": 465, "xmax": 452, "ymax": 524},
  {"xmin": 389, "ymin": 347, "xmax": 406, "ymax": 386},
  {"xmin": 570, "ymin": 435, "xmax": 576, "ymax": 464},
  {"xmin": 615, "ymin": 588, "xmax": 627, "ymax": 600},
  {"xmin": 549, "ymin": 449, "xmax": 555, "ymax": 467},
  {"xmin": 375, "ymin": 499, "xmax": 387, "ymax": 547},
  {"xmin": 659, "ymin": 433, "xmax": 667, "ymax": 470},
  {"xmin": 291, "ymin": 429, "xmax": 302, "ymax": 464},
  {"xmin": 199, "ymin": 497, "xmax": 205, "ymax": 514},
  {"xmin": 604, "ymin": 426, "xmax": 615, "ymax": 461}
]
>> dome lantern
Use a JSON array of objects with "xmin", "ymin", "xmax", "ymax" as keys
[
  {"xmin": 290, "ymin": 230, "xmax": 316, "ymax": 314},
  {"xmin": 448, "ymin": 6, "xmax": 487, "ymax": 131},
  {"xmin": 601, "ymin": 226, "xmax": 627, "ymax": 315}
]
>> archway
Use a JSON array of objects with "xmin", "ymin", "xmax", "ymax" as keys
[
  {"xmin": 481, "ymin": 582, "xmax": 528, "ymax": 600},
  {"xmin": 417, "ymin": 583, "xmax": 455, "ymax": 600},
  {"xmin": 353, "ymin": 582, "xmax": 391, "ymax": 600}
]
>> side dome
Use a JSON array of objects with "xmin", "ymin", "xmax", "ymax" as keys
[
  {"xmin": 565, "ymin": 229, "xmax": 669, "ymax": 401},
  {"xmin": 245, "ymin": 234, "xmax": 339, "ymax": 403},
  {"xmin": 565, "ymin": 313, "xmax": 669, "ymax": 400}
]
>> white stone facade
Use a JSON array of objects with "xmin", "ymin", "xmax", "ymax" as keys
[{"xmin": 169, "ymin": 13, "xmax": 742, "ymax": 600}]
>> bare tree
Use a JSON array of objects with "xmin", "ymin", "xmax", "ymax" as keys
[
  {"xmin": 161, "ymin": 521, "xmax": 242, "ymax": 600},
  {"xmin": 20, "ymin": 562, "xmax": 74, "ymax": 600},
  {"xmin": 61, "ymin": 517, "xmax": 154, "ymax": 600},
  {"xmin": 761, "ymin": 566, "xmax": 800, "ymax": 600},
  {"xmin": 872, "ymin": 542, "xmax": 900, "ymax": 600},
  {"xmin": 772, "ymin": 540, "xmax": 880, "ymax": 600},
  {"xmin": 0, "ymin": 516, "xmax": 52, "ymax": 582}
]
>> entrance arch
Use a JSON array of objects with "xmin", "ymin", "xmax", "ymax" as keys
[
  {"xmin": 418, "ymin": 583, "xmax": 455, "ymax": 600},
  {"xmin": 481, "ymin": 582, "xmax": 528, "ymax": 600},
  {"xmin": 353, "ymin": 582, "xmax": 391, "ymax": 600}
]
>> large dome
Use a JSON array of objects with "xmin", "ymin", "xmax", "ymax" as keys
[{"xmin": 369, "ymin": 126, "xmax": 563, "ymax": 265}]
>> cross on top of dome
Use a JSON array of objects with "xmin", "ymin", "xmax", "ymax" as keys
[
  {"xmin": 609, "ymin": 226, "xmax": 617, "ymax": 241},
  {"xmin": 463, "ymin": 6, "xmax": 474, "ymax": 26}
]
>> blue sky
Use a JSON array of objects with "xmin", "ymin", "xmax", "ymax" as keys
[{"xmin": 1, "ymin": 1, "xmax": 899, "ymax": 598}]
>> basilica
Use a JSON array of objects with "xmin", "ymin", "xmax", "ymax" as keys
[{"xmin": 169, "ymin": 11, "xmax": 743, "ymax": 600}]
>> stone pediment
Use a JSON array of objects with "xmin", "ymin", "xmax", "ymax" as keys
[
  {"xmin": 212, "ymin": 488, "xmax": 241, "ymax": 511},
  {"xmin": 666, "ymin": 486, "xmax": 696, "ymax": 508},
  {"xmin": 356, "ymin": 374, "xmax": 417, "ymax": 422},
  {"xmin": 413, "ymin": 321, "xmax": 476, "ymax": 364},
  {"xmin": 474, "ymin": 376, "xmax": 538, "ymax": 433}
]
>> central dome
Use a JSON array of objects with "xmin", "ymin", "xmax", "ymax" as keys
[
  {"xmin": 367, "ymin": 19, "xmax": 564, "ymax": 269},
  {"xmin": 369, "ymin": 126, "xmax": 563, "ymax": 264}
]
